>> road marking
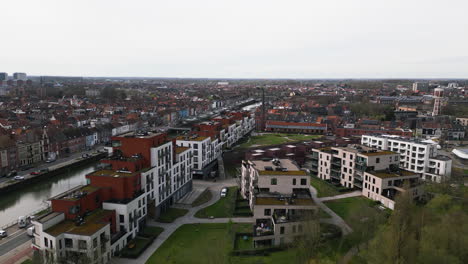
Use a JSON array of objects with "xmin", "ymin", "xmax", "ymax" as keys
[{"xmin": 0, "ymin": 229, "xmax": 27, "ymax": 247}]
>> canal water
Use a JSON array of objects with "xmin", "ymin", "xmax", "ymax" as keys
[{"xmin": 0, "ymin": 162, "xmax": 98, "ymax": 228}]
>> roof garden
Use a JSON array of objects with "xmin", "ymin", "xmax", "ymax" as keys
[
  {"xmin": 258, "ymin": 170, "xmax": 307, "ymax": 176},
  {"xmin": 359, "ymin": 150, "xmax": 396, "ymax": 156},
  {"xmin": 370, "ymin": 169, "xmax": 417, "ymax": 179},
  {"xmin": 45, "ymin": 209, "xmax": 113, "ymax": 237},
  {"xmin": 175, "ymin": 146, "xmax": 191, "ymax": 154}
]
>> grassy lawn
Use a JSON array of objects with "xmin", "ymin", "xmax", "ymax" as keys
[
  {"xmin": 318, "ymin": 208, "xmax": 332, "ymax": 219},
  {"xmin": 224, "ymin": 162, "xmax": 239, "ymax": 178},
  {"xmin": 191, "ymin": 189, "xmax": 213, "ymax": 207},
  {"xmin": 146, "ymin": 223, "xmax": 298, "ymax": 264},
  {"xmin": 239, "ymin": 133, "xmax": 321, "ymax": 149},
  {"xmin": 310, "ymin": 177, "xmax": 341, "ymax": 197},
  {"xmin": 21, "ymin": 260, "xmax": 32, "ymax": 264},
  {"xmin": 324, "ymin": 197, "xmax": 378, "ymax": 229},
  {"xmin": 195, "ymin": 186, "xmax": 237, "ymax": 218},
  {"xmin": 235, "ymin": 235, "xmax": 253, "ymax": 250},
  {"xmin": 157, "ymin": 208, "xmax": 189, "ymax": 223}
]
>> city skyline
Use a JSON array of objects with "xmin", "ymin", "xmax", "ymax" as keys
[{"xmin": 2, "ymin": 0, "xmax": 468, "ymax": 78}]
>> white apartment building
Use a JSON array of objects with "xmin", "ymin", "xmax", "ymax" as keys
[
  {"xmin": 311, "ymin": 144, "xmax": 423, "ymax": 209},
  {"xmin": 150, "ymin": 141, "xmax": 193, "ymax": 214},
  {"xmin": 361, "ymin": 135, "xmax": 452, "ymax": 182},
  {"xmin": 241, "ymin": 159, "xmax": 317, "ymax": 247},
  {"xmin": 176, "ymin": 135, "xmax": 222, "ymax": 178}
]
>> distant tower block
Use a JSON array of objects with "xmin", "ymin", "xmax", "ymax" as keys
[{"xmin": 432, "ymin": 88, "xmax": 444, "ymax": 116}]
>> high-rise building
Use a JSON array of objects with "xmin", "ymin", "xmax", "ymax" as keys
[
  {"xmin": 412, "ymin": 82, "xmax": 429, "ymax": 92},
  {"xmin": 13, "ymin": 72, "xmax": 27, "ymax": 81},
  {"xmin": 0, "ymin": 72, "xmax": 7, "ymax": 81},
  {"xmin": 432, "ymin": 88, "xmax": 444, "ymax": 116}
]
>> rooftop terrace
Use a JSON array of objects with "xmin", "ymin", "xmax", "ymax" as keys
[
  {"xmin": 45, "ymin": 209, "xmax": 113, "ymax": 237},
  {"xmin": 370, "ymin": 169, "xmax": 417, "ymax": 179},
  {"xmin": 88, "ymin": 169, "xmax": 138, "ymax": 178}
]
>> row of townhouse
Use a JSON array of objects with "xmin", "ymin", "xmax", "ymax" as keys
[
  {"xmin": 361, "ymin": 135, "xmax": 452, "ymax": 182},
  {"xmin": 32, "ymin": 131, "xmax": 193, "ymax": 263},
  {"xmin": 241, "ymin": 158, "xmax": 317, "ymax": 247},
  {"xmin": 175, "ymin": 111, "xmax": 256, "ymax": 179},
  {"xmin": 310, "ymin": 144, "xmax": 424, "ymax": 209},
  {"xmin": 0, "ymin": 122, "xmax": 142, "ymax": 176}
]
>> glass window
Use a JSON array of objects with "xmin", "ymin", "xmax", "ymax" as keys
[
  {"xmin": 300, "ymin": 178, "xmax": 307, "ymax": 185},
  {"xmin": 271, "ymin": 178, "xmax": 277, "ymax": 185}
]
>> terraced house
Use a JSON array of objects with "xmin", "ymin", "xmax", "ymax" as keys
[{"xmin": 241, "ymin": 158, "xmax": 317, "ymax": 247}]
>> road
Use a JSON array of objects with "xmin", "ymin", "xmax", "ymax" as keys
[
  {"xmin": 0, "ymin": 146, "xmax": 105, "ymax": 185},
  {"xmin": 0, "ymin": 229, "xmax": 30, "ymax": 256}
]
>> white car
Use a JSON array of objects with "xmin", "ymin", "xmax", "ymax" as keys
[
  {"xmin": 220, "ymin": 188, "xmax": 228, "ymax": 197},
  {"xmin": 14, "ymin": 176, "xmax": 25, "ymax": 180},
  {"xmin": 0, "ymin": 230, "xmax": 6, "ymax": 238}
]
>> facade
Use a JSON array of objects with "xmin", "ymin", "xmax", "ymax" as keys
[
  {"xmin": 32, "ymin": 131, "xmax": 193, "ymax": 263},
  {"xmin": 456, "ymin": 117, "xmax": 468, "ymax": 127},
  {"xmin": 412, "ymin": 82, "xmax": 429, "ymax": 92},
  {"xmin": 311, "ymin": 144, "xmax": 423, "ymax": 209},
  {"xmin": 241, "ymin": 159, "xmax": 317, "ymax": 247},
  {"xmin": 13, "ymin": 72, "xmax": 27, "ymax": 80},
  {"xmin": 432, "ymin": 88, "xmax": 444, "ymax": 116},
  {"xmin": 361, "ymin": 135, "xmax": 452, "ymax": 182},
  {"xmin": 265, "ymin": 120, "xmax": 327, "ymax": 134}
]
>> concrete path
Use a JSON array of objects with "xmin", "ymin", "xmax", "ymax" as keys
[
  {"xmin": 111, "ymin": 178, "xmax": 248, "ymax": 264},
  {"xmin": 0, "ymin": 240, "xmax": 32, "ymax": 264},
  {"xmin": 309, "ymin": 186, "xmax": 353, "ymax": 235},
  {"xmin": 319, "ymin": 191, "xmax": 362, "ymax": 202}
]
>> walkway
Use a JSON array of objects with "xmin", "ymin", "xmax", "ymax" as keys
[
  {"xmin": 309, "ymin": 186, "xmax": 353, "ymax": 235},
  {"xmin": 319, "ymin": 191, "xmax": 362, "ymax": 202},
  {"xmin": 111, "ymin": 178, "xmax": 249, "ymax": 264}
]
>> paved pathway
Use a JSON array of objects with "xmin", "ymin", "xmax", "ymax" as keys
[
  {"xmin": 309, "ymin": 186, "xmax": 353, "ymax": 235},
  {"xmin": 0, "ymin": 240, "xmax": 32, "ymax": 264},
  {"xmin": 319, "ymin": 191, "xmax": 362, "ymax": 202}
]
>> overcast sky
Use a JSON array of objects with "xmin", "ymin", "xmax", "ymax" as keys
[{"xmin": 1, "ymin": 0, "xmax": 467, "ymax": 78}]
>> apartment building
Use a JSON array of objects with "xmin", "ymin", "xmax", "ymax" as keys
[
  {"xmin": 176, "ymin": 135, "xmax": 222, "ymax": 179},
  {"xmin": 311, "ymin": 144, "xmax": 423, "ymax": 209},
  {"xmin": 361, "ymin": 135, "xmax": 452, "ymax": 182},
  {"xmin": 241, "ymin": 158, "xmax": 317, "ymax": 247},
  {"xmin": 32, "ymin": 131, "xmax": 193, "ymax": 263}
]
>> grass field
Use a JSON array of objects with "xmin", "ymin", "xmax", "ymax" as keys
[
  {"xmin": 157, "ymin": 208, "xmax": 189, "ymax": 223},
  {"xmin": 146, "ymin": 223, "xmax": 299, "ymax": 264},
  {"xmin": 191, "ymin": 189, "xmax": 213, "ymax": 207},
  {"xmin": 310, "ymin": 177, "xmax": 341, "ymax": 197},
  {"xmin": 239, "ymin": 133, "xmax": 321, "ymax": 149},
  {"xmin": 195, "ymin": 187, "xmax": 237, "ymax": 218},
  {"xmin": 324, "ymin": 197, "xmax": 380, "ymax": 229}
]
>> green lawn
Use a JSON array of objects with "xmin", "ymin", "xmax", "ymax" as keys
[
  {"xmin": 157, "ymin": 208, "xmax": 189, "ymax": 223},
  {"xmin": 195, "ymin": 187, "xmax": 237, "ymax": 218},
  {"xmin": 318, "ymin": 208, "xmax": 332, "ymax": 219},
  {"xmin": 21, "ymin": 260, "xmax": 32, "ymax": 264},
  {"xmin": 324, "ymin": 197, "xmax": 378, "ymax": 229},
  {"xmin": 239, "ymin": 133, "xmax": 321, "ymax": 149},
  {"xmin": 310, "ymin": 177, "xmax": 341, "ymax": 197},
  {"xmin": 146, "ymin": 223, "xmax": 298, "ymax": 264},
  {"xmin": 191, "ymin": 189, "xmax": 213, "ymax": 207}
]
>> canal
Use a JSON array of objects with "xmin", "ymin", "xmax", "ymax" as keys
[{"xmin": 0, "ymin": 162, "xmax": 98, "ymax": 228}]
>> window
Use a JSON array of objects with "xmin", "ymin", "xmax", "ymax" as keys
[
  {"xmin": 44, "ymin": 237, "xmax": 48, "ymax": 247},
  {"xmin": 65, "ymin": 238, "xmax": 73, "ymax": 248},
  {"xmin": 93, "ymin": 238, "xmax": 98, "ymax": 248},
  {"xmin": 59, "ymin": 240, "xmax": 62, "ymax": 249},
  {"xmin": 271, "ymin": 178, "xmax": 277, "ymax": 185},
  {"xmin": 292, "ymin": 225, "xmax": 297, "ymax": 233},
  {"xmin": 300, "ymin": 178, "xmax": 307, "ymax": 185},
  {"xmin": 119, "ymin": 214, "xmax": 124, "ymax": 223},
  {"xmin": 264, "ymin": 209, "xmax": 271, "ymax": 216},
  {"xmin": 298, "ymin": 225, "xmax": 303, "ymax": 232},
  {"xmin": 78, "ymin": 240, "xmax": 87, "ymax": 250},
  {"xmin": 292, "ymin": 178, "xmax": 296, "ymax": 185},
  {"xmin": 280, "ymin": 226, "xmax": 285, "ymax": 234},
  {"xmin": 376, "ymin": 158, "xmax": 380, "ymax": 164}
]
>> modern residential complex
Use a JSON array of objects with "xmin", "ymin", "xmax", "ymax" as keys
[
  {"xmin": 241, "ymin": 158, "xmax": 317, "ymax": 247},
  {"xmin": 31, "ymin": 131, "xmax": 193, "ymax": 263},
  {"xmin": 310, "ymin": 144, "xmax": 423, "ymax": 209},
  {"xmin": 361, "ymin": 135, "xmax": 452, "ymax": 182}
]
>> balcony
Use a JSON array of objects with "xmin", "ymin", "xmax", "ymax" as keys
[
  {"xmin": 254, "ymin": 219, "xmax": 274, "ymax": 237},
  {"xmin": 354, "ymin": 181, "xmax": 362, "ymax": 188}
]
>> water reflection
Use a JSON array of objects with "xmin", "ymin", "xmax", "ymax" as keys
[{"xmin": 0, "ymin": 163, "xmax": 97, "ymax": 227}]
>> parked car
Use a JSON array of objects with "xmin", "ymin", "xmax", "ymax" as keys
[
  {"xmin": 30, "ymin": 171, "xmax": 41, "ymax": 175},
  {"xmin": 40, "ymin": 168, "xmax": 49, "ymax": 173},
  {"xmin": 20, "ymin": 165, "xmax": 34, "ymax": 171},
  {"xmin": 0, "ymin": 230, "xmax": 7, "ymax": 238},
  {"xmin": 13, "ymin": 175, "xmax": 25, "ymax": 180},
  {"xmin": 220, "ymin": 187, "xmax": 228, "ymax": 197},
  {"xmin": 81, "ymin": 154, "xmax": 89, "ymax": 158},
  {"xmin": 45, "ymin": 159, "xmax": 55, "ymax": 163},
  {"xmin": 18, "ymin": 216, "xmax": 28, "ymax": 228}
]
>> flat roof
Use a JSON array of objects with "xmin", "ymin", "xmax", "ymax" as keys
[
  {"xmin": 370, "ymin": 169, "xmax": 417, "ymax": 179},
  {"xmin": 52, "ymin": 185, "xmax": 101, "ymax": 201},
  {"xmin": 359, "ymin": 150, "xmax": 395, "ymax": 157},
  {"xmin": 117, "ymin": 131, "xmax": 164, "ymax": 139},
  {"xmin": 45, "ymin": 209, "xmax": 112, "ymax": 237},
  {"xmin": 175, "ymin": 146, "xmax": 190, "ymax": 154},
  {"xmin": 251, "ymin": 159, "xmax": 306, "ymax": 176},
  {"xmin": 176, "ymin": 135, "xmax": 208, "ymax": 141},
  {"xmin": 88, "ymin": 169, "xmax": 138, "ymax": 178},
  {"xmin": 36, "ymin": 212, "xmax": 63, "ymax": 224}
]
